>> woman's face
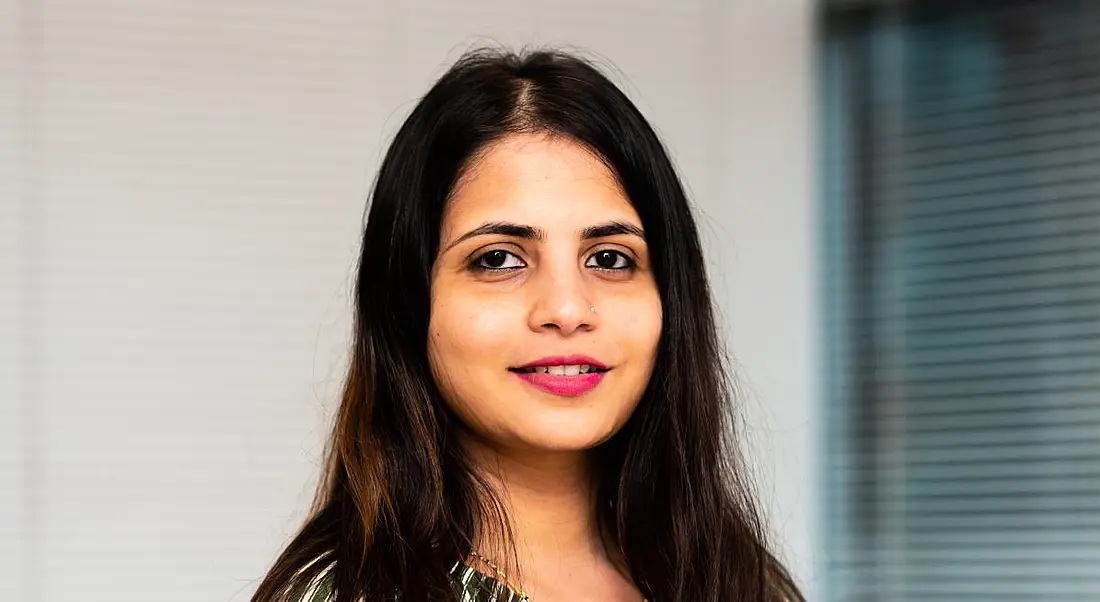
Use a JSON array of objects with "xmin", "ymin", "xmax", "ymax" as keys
[{"xmin": 428, "ymin": 133, "xmax": 662, "ymax": 453}]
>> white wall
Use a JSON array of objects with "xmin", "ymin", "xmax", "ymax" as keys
[
  {"xmin": 1, "ymin": 1, "xmax": 30, "ymax": 600},
  {"xmin": 0, "ymin": 1, "xmax": 817, "ymax": 600},
  {"xmin": 704, "ymin": 3, "xmax": 818, "ymax": 595}
]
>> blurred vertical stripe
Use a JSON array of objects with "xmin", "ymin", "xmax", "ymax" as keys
[{"xmin": 822, "ymin": 1, "xmax": 1100, "ymax": 600}]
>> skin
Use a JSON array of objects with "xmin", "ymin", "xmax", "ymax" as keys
[{"xmin": 428, "ymin": 133, "xmax": 662, "ymax": 601}]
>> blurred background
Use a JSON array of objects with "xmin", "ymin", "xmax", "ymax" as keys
[
  {"xmin": 822, "ymin": 0, "xmax": 1100, "ymax": 600},
  {"xmin": 3, "ymin": 0, "xmax": 1098, "ymax": 600}
]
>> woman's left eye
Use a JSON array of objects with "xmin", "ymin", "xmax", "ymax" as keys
[{"xmin": 586, "ymin": 250, "xmax": 634, "ymax": 270}]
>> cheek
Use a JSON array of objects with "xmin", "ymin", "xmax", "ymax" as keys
[
  {"xmin": 428, "ymin": 293, "xmax": 516, "ymax": 377},
  {"xmin": 428, "ymin": 291, "xmax": 522, "ymax": 432},
  {"xmin": 617, "ymin": 294, "xmax": 663, "ymax": 358}
]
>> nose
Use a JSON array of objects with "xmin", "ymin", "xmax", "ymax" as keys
[{"xmin": 526, "ymin": 264, "xmax": 596, "ymax": 336}]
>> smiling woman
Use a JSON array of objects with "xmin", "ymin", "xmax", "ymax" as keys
[
  {"xmin": 429, "ymin": 134, "xmax": 661, "ymax": 456},
  {"xmin": 251, "ymin": 48, "xmax": 803, "ymax": 602}
]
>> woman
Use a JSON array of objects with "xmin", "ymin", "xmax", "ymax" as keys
[{"xmin": 252, "ymin": 48, "xmax": 803, "ymax": 602}]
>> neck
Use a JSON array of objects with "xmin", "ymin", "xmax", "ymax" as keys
[{"xmin": 461, "ymin": 434, "xmax": 606, "ymax": 578}]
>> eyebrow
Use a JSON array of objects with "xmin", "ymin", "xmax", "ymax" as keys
[
  {"xmin": 580, "ymin": 221, "xmax": 646, "ymax": 241},
  {"xmin": 443, "ymin": 219, "xmax": 646, "ymax": 254}
]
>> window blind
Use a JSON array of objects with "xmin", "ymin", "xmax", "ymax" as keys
[{"xmin": 823, "ymin": 2, "xmax": 1100, "ymax": 600}]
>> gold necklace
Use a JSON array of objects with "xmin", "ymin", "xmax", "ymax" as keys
[
  {"xmin": 470, "ymin": 552, "xmax": 649, "ymax": 602},
  {"xmin": 470, "ymin": 551, "xmax": 528, "ymax": 599}
]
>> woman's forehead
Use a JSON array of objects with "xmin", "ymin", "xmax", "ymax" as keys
[{"xmin": 442, "ymin": 134, "xmax": 639, "ymax": 238}]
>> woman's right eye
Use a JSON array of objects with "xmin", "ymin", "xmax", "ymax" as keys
[{"xmin": 472, "ymin": 249, "xmax": 526, "ymax": 271}]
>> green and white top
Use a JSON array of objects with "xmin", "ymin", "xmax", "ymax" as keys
[
  {"xmin": 299, "ymin": 561, "xmax": 528, "ymax": 602},
  {"xmin": 449, "ymin": 561, "xmax": 529, "ymax": 602}
]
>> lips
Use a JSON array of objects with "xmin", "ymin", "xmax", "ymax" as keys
[{"xmin": 509, "ymin": 355, "xmax": 609, "ymax": 397}]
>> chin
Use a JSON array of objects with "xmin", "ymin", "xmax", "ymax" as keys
[
  {"xmin": 512, "ymin": 408, "xmax": 629, "ymax": 452},
  {"xmin": 528, "ymin": 434, "xmax": 606, "ymax": 452}
]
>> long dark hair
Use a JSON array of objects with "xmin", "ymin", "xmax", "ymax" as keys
[{"xmin": 252, "ymin": 47, "xmax": 802, "ymax": 602}]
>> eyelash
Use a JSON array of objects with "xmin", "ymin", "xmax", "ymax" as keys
[
  {"xmin": 586, "ymin": 249, "xmax": 635, "ymax": 271},
  {"xmin": 471, "ymin": 249, "xmax": 526, "ymax": 272},
  {"xmin": 469, "ymin": 249, "xmax": 636, "ymax": 272}
]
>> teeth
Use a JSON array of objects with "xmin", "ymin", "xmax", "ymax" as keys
[{"xmin": 527, "ymin": 364, "xmax": 596, "ymax": 375}]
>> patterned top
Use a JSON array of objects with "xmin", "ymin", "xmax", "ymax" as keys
[
  {"xmin": 300, "ymin": 561, "xmax": 527, "ymax": 602},
  {"xmin": 449, "ymin": 561, "xmax": 529, "ymax": 602}
]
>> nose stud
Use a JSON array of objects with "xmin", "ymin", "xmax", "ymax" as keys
[{"xmin": 590, "ymin": 305, "xmax": 597, "ymax": 315}]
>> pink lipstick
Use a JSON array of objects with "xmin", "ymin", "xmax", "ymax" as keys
[{"xmin": 510, "ymin": 355, "xmax": 609, "ymax": 397}]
